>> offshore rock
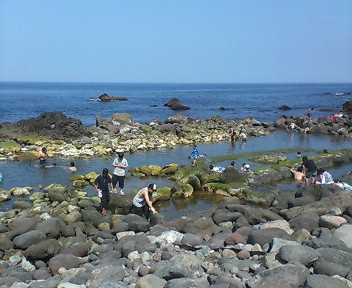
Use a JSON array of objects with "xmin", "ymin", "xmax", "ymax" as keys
[{"xmin": 164, "ymin": 98, "xmax": 190, "ymax": 110}]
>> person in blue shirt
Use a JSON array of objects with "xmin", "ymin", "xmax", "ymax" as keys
[{"xmin": 191, "ymin": 144, "xmax": 199, "ymax": 167}]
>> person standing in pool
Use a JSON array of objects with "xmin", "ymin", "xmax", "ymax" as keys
[
  {"xmin": 38, "ymin": 147, "xmax": 47, "ymax": 167},
  {"xmin": 191, "ymin": 144, "xmax": 199, "ymax": 167},
  {"xmin": 112, "ymin": 151, "xmax": 128, "ymax": 195},
  {"xmin": 94, "ymin": 168, "xmax": 113, "ymax": 216}
]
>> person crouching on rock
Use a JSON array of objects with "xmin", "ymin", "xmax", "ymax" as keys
[
  {"xmin": 94, "ymin": 168, "xmax": 113, "ymax": 216},
  {"xmin": 132, "ymin": 183, "xmax": 158, "ymax": 220}
]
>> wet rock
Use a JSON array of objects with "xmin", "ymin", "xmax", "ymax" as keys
[
  {"xmin": 98, "ymin": 93, "xmax": 128, "ymax": 102},
  {"xmin": 342, "ymin": 101, "xmax": 352, "ymax": 112},
  {"xmin": 279, "ymin": 105, "xmax": 292, "ymax": 110},
  {"xmin": 181, "ymin": 233, "xmax": 203, "ymax": 247},
  {"xmin": 164, "ymin": 98, "xmax": 190, "ymax": 111}
]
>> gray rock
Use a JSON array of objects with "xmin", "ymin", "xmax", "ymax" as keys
[
  {"xmin": 183, "ymin": 217, "xmax": 221, "ymax": 237},
  {"xmin": 124, "ymin": 214, "xmax": 150, "ymax": 233},
  {"xmin": 247, "ymin": 263, "xmax": 310, "ymax": 288},
  {"xmin": 248, "ymin": 228, "xmax": 293, "ymax": 246},
  {"xmin": 181, "ymin": 233, "xmax": 203, "ymax": 247},
  {"xmin": 136, "ymin": 274, "xmax": 167, "ymax": 288},
  {"xmin": 212, "ymin": 209, "xmax": 242, "ymax": 225},
  {"xmin": 206, "ymin": 233, "xmax": 228, "ymax": 250},
  {"xmin": 303, "ymin": 274, "xmax": 349, "ymax": 288},
  {"xmin": 13, "ymin": 230, "xmax": 47, "ymax": 249},
  {"xmin": 0, "ymin": 234, "xmax": 13, "ymax": 250},
  {"xmin": 314, "ymin": 260, "xmax": 350, "ymax": 277},
  {"xmin": 60, "ymin": 242, "xmax": 89, "ymax": 257},
  {"xmin": 167, "ymin": 277, "xmax": 211, "ymax": 288},
  {"xmin": 48, "ymin": 254, "xmax": 81, "ymax": 274},
  {"xmin": 36, "ymin": 218, "xmax": 62, "ymax": 239},
  {"xmin": 334, "ymin": 224, "xmax": 352, "ymax": 248},
  {"xmin": 24, "ymin": 239, "xmax": 62, "ymax": 260},
  {"xmin": 8, "ymin": 216, "xmax": 37, "ymax": 236},
  {"xmin": 289, "ymin": 213, "xmax": 320, "ymax": 232},
  {"xmin": 316, "ymin": 248, "xmax": 352, "ymax": 265},
  {"xmin": 278, "ymin": 245, "xmax": 320, "ymax": 266}
]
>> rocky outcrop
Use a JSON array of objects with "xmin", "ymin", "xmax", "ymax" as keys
[
  {"xmin": 342, "ymin": 101, "xmax": 352, "ymax": 112},
  {"xmin": 98, "ymin": 93, "xmax": 128, "ymax": 102},
  {"xmin": 0, "ymin": 112, "xmax": 86, "ymax": 140},
  {"xmin": 164, "ymin": 98, "xmax": 190, "ymax": 110}
]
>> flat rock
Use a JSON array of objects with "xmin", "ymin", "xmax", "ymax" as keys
[
  {"xmin": 334, "ymin": 224, "xmax": 352, "ymax": 248},
  {"xmin": 319, "ymin": 215, "xmax": 347, "ymax": 229},
  {"xmin": 303, "ymin": 274, "xmax": 349, "ymax": 288},
  {"xmin": 278, "ymin": 245, "xmax": 320, "ymax": 266}
]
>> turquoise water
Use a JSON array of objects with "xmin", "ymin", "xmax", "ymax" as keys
[{"xmin": 0, "ymin": 131, "xmax": 351, "ymax": 219}]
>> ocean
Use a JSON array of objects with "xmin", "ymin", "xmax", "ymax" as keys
[{"xmin": 1, "ymin": 82, "xmax": 351, "ymax": 126}]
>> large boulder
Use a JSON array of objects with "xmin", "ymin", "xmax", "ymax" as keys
[
  {"xmin": 24, "ymin": 239, "xmax": 62, "ymax": 260},
  {"xmin": 17, "ymin": 112, "xmax": 86, "ymax": 139},
  {"xmin": 98, "ymin": 93, "xmax": 128, "ymax": 102},
  {"xmin": 164, "ymin": 98, "xmax": 190, "ymax": 110},
  {"xmin": 342, "ymin": 101, "xmax": 352, "ymax": 112}
]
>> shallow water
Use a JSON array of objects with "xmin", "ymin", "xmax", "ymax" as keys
[{"xmin": 0, "ymin": 130, "xmax": 351, "ymax": 219}]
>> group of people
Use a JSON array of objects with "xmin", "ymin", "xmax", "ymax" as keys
[
  {"xmin": 36, "ymin": 147, "xmax": 76, "ymax": 172},
  {"xmin": 209, "ymin": 161, "xmax": 250, "ymax": 173},
  {"xmin": 93, "ymin": 150, "xmax": 158, "ymax": 219},
  {"xmin": 228, "ymin": 127, "xmax": 247, "ymax": 142},
  {"xmin": 290, "ymin": 154, "xmax": 351, "ymax": 189}
]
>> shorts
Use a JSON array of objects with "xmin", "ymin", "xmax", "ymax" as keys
[{"xmin": 306, "ymin": 171, "xmax": 317, "ymax": 178}]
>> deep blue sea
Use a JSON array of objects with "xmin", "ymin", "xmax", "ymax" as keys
[{"xmin": 0, "ymin": 82, "xmax": 351, "ymax": 126}]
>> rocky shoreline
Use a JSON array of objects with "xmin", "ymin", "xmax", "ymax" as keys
[
  {"xmin": 0, "ymin": 173, "xmax": 352, "ymax": 287},
  {"xmin": 0, "ymin": 108, "xmax": 351, "ymax": 162},
  {"xmin": 1, "ymin": 110, "xmax": 352, "ymax": 287}
]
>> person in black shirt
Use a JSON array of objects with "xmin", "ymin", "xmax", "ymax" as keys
[
  {"xmin": 94, "ymin": 168, "xmax": 113, "ymax": 216},
  {"xmin": 302, "ymin": 156, "xmax": 318, "ymax": 186}
]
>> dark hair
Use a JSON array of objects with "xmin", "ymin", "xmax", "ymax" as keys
[
  {"xmin": 42, "ymin": 147, "xmax": 47, "ymax": 152},
  {"xmin": 242, "ymin": 163, "xmax": 246, "ymax": 166},
  {"xmin": 148, "ymin": 183, "xmax": 157, "ymax": 191},
  {"xmin": 297, "ymin": 166, "xmax": 303, "ymax": 172},
  {"xmin": 230, "ymin": 161, "xmax": 235, "ymax": 166},
  {"xmin": 302, "ymin": 156, "xmax": 308, "ymax": 162},
  {"xmin": 209, "ymin": 164, "xmax": 214, "ymax": 169},
  {"xmin": 70, "ymin": 162, "xmax": 75, "ymax": 167},
  {"xmin": 118, "ymin": 152, "xmax": 124, "ymax": 158},
  {"xmin": 317, "ymin": 168, "xmax": 325, "ymax": 175},
  {"xmin": 102, "ymin": 168, "xmax": 109, "ymax": 175}
]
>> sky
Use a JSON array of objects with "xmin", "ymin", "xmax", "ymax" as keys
[{"xmin": 0, "ymin": 1, "xmax": 351, "ymax": 83}]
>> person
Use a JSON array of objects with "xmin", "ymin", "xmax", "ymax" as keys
[
  {"xmin": 241, "ymin": 163, "xmax": 250, "ymax": 172},
  {"xmin": 302, "ymin": 156, "xmax": 317, "ymax": 186},
  {"xmin": 38, "ymin": 147, "xmax": 47, "ymax": 167},
  {"xmin": 229, "ymin": 161, "xmax": 236, "ymax": 167},
  {"xmin": 209, "ymin": 164, "xmax": 225, "ymax": 173},
  {"xmin": 44, "ymin": 163, "xmax": 57, "ymax": 168},
  {"xmin": 239, "ymin": 132, "xmax": 247, "ymax": 141},
  {"xmin": 289, "ymin": 123, "xmax": 298, "ymax": 132},
  {"xmin": 191, "ymin": 144, "xmax": 199, "ymax": 167},
  {"xmin": 68, "ymin": 162, "xmax": 77, "ymax": 172},
  {"xmin": 94, "ymin": 168, "xmax": 113, "ymax": 216},
  {"xmin": 229, "ymin": 127, "xmax": 235, "ymax": 142},
  {"xmin": 296, "ymin": 151, "xmax": 302, "ymax": 159},
  {"xmin": 307, "ymin": 108, "xmax": 313, "ymax": 122},
  {"xmin": 289, "ymin": 166, "xmax": 305, "ymax": 185},
  {"xmin": 315, "ymin": 168, "xmax": 334, "ymax": 184},
  {"xmin": 333, "ymin": 180, "xmax": 352, "ymax": 192},
  {"xmin": 112, "ymin": 151, "xmax": 128, "ymax": 195},
  {"xmin": 132, "ymin": 183, "xmax": 158, "ymax": 220}
]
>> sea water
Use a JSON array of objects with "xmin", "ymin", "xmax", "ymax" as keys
[
  {"xmin": 0, "ymin": 82, "xmax": 351, "ymax": 126},
  {"xmin": 0, "ymin": 82, "xmax": 351, "ymax": 219}
]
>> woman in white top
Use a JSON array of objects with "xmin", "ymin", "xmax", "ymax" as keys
[{"xmin": 132, "ymin": 183, "xmax": 158, "ymax": 219}]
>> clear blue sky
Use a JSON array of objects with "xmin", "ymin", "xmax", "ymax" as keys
[{"xmin": 1, "ymin": 1, "xmax": 351, "ymax": 83}]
